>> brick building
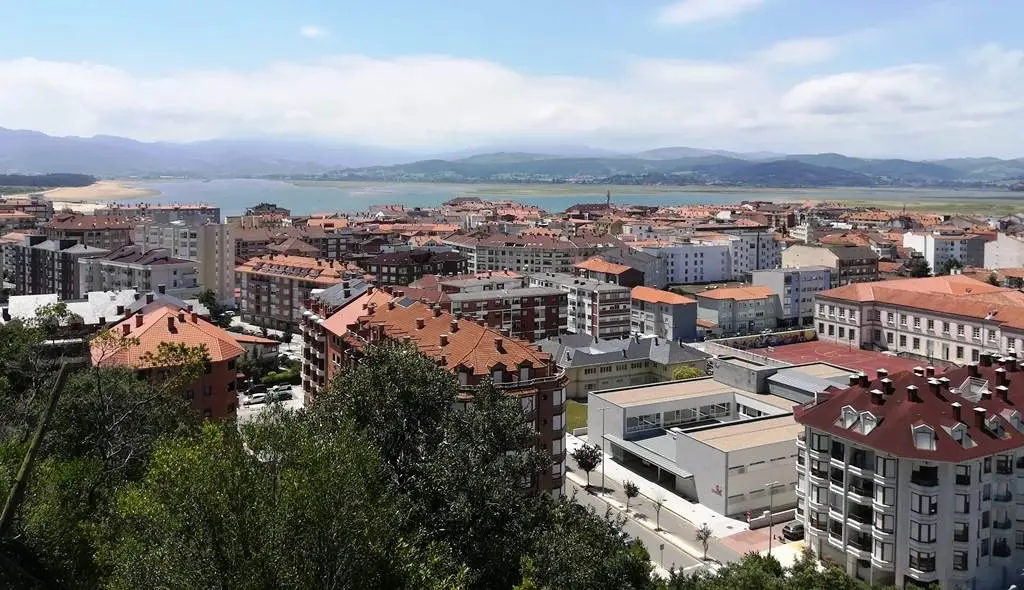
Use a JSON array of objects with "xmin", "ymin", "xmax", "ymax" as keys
[
  {"xmin": 44, "ymin": 214, "xmax": 135, "ymax": 251},
  {"xmin": 364, "ymin": 249, "xmax": 468, "ymax": 285},
  {"xmin": 235, "ymin": 253, "xmax": 350, "ymax": 330}
]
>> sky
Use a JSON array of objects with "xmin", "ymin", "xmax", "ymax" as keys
[{"xmin": 1, "ymin": 0, "xmax": 1023, "ymax": 158}]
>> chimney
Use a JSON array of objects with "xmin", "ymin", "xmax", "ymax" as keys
[
  {"xmin": 1008, "ymin": 358, "xmax": 1019, "ymax": 373},
  {"xmin": 157, "ymin": 284, "xmax": 166, "ymax": 294},
  {"xmin": 387, "ymin": 300, "xmax": 395, "ymax": 310},
  {"xmin": 116, "ymin": 305, "xmax": 125, "ymax": 315},
  {"xmin": 146, "ymin": 293, "xmax": 154, "ymax": 304},
  {"xmin": 439, "ymin": 334, "xmax": 449, "ymax": 346},
  {"xmin": 982, "ymin": 389, "xmax": 992, "ymax": 400},
  {"xmin": 969, "ymin": 363, "xmax": 980, "ymax": 377},
  {"xmin": 121, "ymin": 323, "xmax": 130, "ymax": 336},
  {"xmin": 913, "ymin": 367, "xmax": 924, "ymax": 377},
  {"xmin": 907, "ymin": 384, "xmax": 920, "ymax": 402},
  {"xmin": 191, "ymin": 312, "xmax": 197, "ymax": 323},
  {"xmin": 870, "ymin": 389, "xmax": 884, "ymax": 405},
  {"xmin": 432, "ymin": 305, "xmax": 442, "ymax": 318},
  {"xmin": 133, "ymin": 293, "xmax": 141, "ymax": 301},
  {"xmin": 849, "ymin": 374, "xmax": 860, "ymax": 386},
  {"xmin": 858, "ymin": 373, "xmax": 869, "ymax": 387},
  {"xmin": 135, "ymin": 312, "xmax": 144, "ymax": 327},
  {"xmin": 876, "ymin": 368, "xmax": 889, "ymax": 380},
  {"xmin": 925, "ymin": 366, "xmax": 936, "ymax": 377},
  {"xmin": 167, "ymin": 316, "xmax": 175, "ymax": 330},
  {"xmin": 450, "ymin": 319, "xmax": 459, "ymax": 332},
  {"xmin": 187, "ymin": 304, "xmax": 193, "ymax": 312},
  {"xmin": 981, "ymin": 352, "xmax": 993, "ymax": 367},
  {"xmin": 416, "ymin": 318, "xmax": 425, "ymax": 329},
  {"xmin": 928, "ymin": 378, "xmax": 940, "ymax": 395},
  {"xmin": 997, "ymin": 385, "xmax": 1010, "ymax": 403},
  {"xmin": 494, "ymin": 336, "xmax": 504, "ymax": 352},
  {"xmin": 881, "ymin": 378, "xmax": 894, "ymax": 395},
  {"xmin": 996, "ymin": 367, "xmax": 1008, "ymax": 387},
  {"xmin": 974, "ymin": 407, "xmax": 987, "ymax": 429}
]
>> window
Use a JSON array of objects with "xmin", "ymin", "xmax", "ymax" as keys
[
  {"xmin": 828, "ymin": 325, "xmax": 834, "ymax": 336},
  {"xmin": 886, "ymin": 312, "xmax": 894, "ymax": 323},
  {"xmin": 886, "ymin": 332, "xmax": 894, "ymax": 345},
  {"xmin": 874, "ymin": 486, "xmax": 895, "ymax": 506},
  {"xmin": 912, "ymin": 337, "xmax": 920, "ymax": 350},
  {"xmin": 913, "ymin": 317, "xmax": 921, "ymax": 328},
  {"xmin": 811, "ymin": 485, "xmax": 828, "ymax": 505},
  {"xmin": 956, "ymin": 464, "xmax": 971, "ymax": 485},
  {"xmin": 973, "ymin": 327, "xmax": 981, "ymax": 339},
  {"xmin": 625, "ymin": 413, "xmax": 660, "ymax": 434},
  {"xmin": 900, "ymin": 314, "xmax": 907, "ymax": 326},
  {"xmin": 899, "ymin": 335, "xmax": 907, "ymax": 347},
  {"xmin": 909, "ymin": 550, "xmax": 935, "ymax": 572},
  {"xmin": 819, "ymin": 322, "xmax": 825, "ymax": 333},
  {"xmin": 911, "ymin": 492, "xmax": 938, "ymax": 515},
  {"xmin": 942, "ymin": 321, "xmax": 950, "ymax": 334},
  {"xmin": 984, "ymin": 457, "xmax": 992, "ymax": 473},
  {"xmin": 811, "ymin": 433, "xmax": 830, "ymax": 452},
  {"xmin": 910, "ymin": 521, "xmax": 936, "ymax": 542},
  {"xmin": 1016, "ymin": 531, "xmax": 1024, "ymax": 550},
  {"xmin": 954, "ymin": 522, "xmax": 969, "ymax": 543},
  {"xmin": 927, "ymin": 319, "xmax": 934, "ymax": 330},
  {"xmin": 838, "ymin": 327, "xmax": 845, "ymax": 339},
  {"xmin": 874, "ymin": 512, "xmax": 894, "ymax": 533},
  {"xmin": 849, "ymin": 329, "xmax": 855, "ymax": 341},
  {"xmin": 876, "ymin": 457, "xmax": 896, "ymax": 477},
  {"xmin": 953, "ymin": 550, "xmax": 968, "ymax": 571},
  {"xmin": 873, "ymin": 541, "xmax": 893, "ymax": 563},
  {"xmin": 958, "ymin": 325, "xmax": 965, "ymax": 336},
  {"xmin": 956, "ymin": 346, "xmax": 964, "ymax": 359},
  {"xmin": 955, "ymin": 493, "xmax": 970, "ymax": 514}
]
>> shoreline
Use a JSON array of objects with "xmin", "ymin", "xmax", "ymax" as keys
[{"xmin": 43, "ymin": 180, "xmax": 162, "ymax": 214}]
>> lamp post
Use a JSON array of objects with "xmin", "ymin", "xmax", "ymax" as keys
[
  {"xmin": 600, "ymin": 407, "xmax": 606, "ymax": 494},
  {"xmin": 766, "ymin": 480, "xmax": 779, "ymax": 557}
]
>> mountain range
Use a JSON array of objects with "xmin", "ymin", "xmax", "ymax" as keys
[{"xmin": 2, "ymin": 127, "xmax": 1024, "ymax": 188}]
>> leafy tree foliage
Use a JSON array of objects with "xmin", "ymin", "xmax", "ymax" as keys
[
  {"xmin": 570, "ymin": 443, "xmax": 603, "ymax": 490},
  {"xmin": 907, "ymin": 257, "xmax": 931, "ymax": 277},
  {"xmin": 671, "ymin": 365, "xmax": 704, "ymax": 381},
  {"xmin": 662, "ymin": 551, "xmax": 901, "ymax": 590},
  {"xmin": 938, "ymin": 257, "xmax": 963, "ymax": 275},
  {"xmin": 623, "ymin": 480, "xmax": 640, "ymax": 512}
]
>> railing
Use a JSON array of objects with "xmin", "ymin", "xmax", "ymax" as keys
[
  {"xmin": 994, "ymin": 519, "xmax": 1013, "ymax": 530},
  {"xmin": 849, "ymin": 536, "xmax": 872, "ymax": 552},
  {"xmin": 954, "ymin": 530, "xmax": 969, "ymax": 543},
  {"xmin": 909, "ymin": 557, "xmax": 936, "ymax": 572},
  {"xmin": 849, "ymin": 482, "xmax": 874, "ymax": 498},
  {"xmin": 995, "ymin": 491, "xmax": 1013, "ymax": 502},
  {"xmin": 810, "ymin": 518, "xmax": 827, "ymax": 531},
  {"xmin": 460, "ymin": 369, "xmax": 567, "ymax": 392},
  {"xmin": 848, "ymin": 509, "xmax": 873, "ymax": 524},
  {"xmin": 810, "ymin": 467, "xmax": 827, "ymax": 478},
  {"xmin": 910, "ymin": 472, "xmax": 939, "ymax": 487}
]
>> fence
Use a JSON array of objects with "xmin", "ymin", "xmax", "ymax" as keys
[{"xmin": 710, "ymin": 329, "xmax": 817, "ymax": 351}]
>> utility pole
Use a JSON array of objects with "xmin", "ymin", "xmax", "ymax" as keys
[
  {"xmin": 766, "ymin": 480, "xmax": 779, "ymax": 557},
  {"xmin": 600, "ymin": 407, "xmax": 606, "ymax": 494}
]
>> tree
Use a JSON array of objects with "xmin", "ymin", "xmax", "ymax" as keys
[
  {"xmin": 652, "ymin": 496, "xmax": 665, "ymax": 531},
  {"xmin": 672, "ymin": 365, "xmax": 704, "ymax": 381},
  {"xmin": 939, "ymin": 257, "xmax": 963, "ymax": 276},
  {"xmin": 662, "ymin": 550, "xmax": 899, "ymax": 590},
  {"xmin": 907, "ymin": 257, "xmax": 931, "ymax": 278},
  {"xmin": 281, "ymin": 326, "xmax": 294, "ymax": 344},
  {"xmin": 695, "ymin": 523, "xmax": 712, "ymax": 561},
  {"xmin": 987, "ymin": 272, "xmax": 1001, "ymax": 286},
  {"xmin": 623, "ymin": 480, "xmax": 639, "ymax": 512},
  {"xmin": 570, "ymin": 444, "xmax": 602, "ymax": 491}
]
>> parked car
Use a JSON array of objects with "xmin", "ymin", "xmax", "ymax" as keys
[
  {"xmin": 781, "ymin": 521, "xmax": 804, "ymax": 541},
  {"xmin": 244, "ymin": 393, "xmax": 267, "ymax": 406},
  {"xmin": 269, "ymin": 390, "xmax": 293, "ymax": 402},
  {"xmin": 247, "ymin": 384, "xmax": 268, "ymax": 396}
]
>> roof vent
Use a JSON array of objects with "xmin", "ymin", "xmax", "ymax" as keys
[
  {"xmin": 980, "ymin": 352, "xmax": 993, "ymax": 367},
  {"xmin": 494, "ymin": 337, "xmax": 504, "ymax": 352},
  {"xmin": 450, "ymin": 319, "xmax": 459, "ymax": 333},
  {"xmin": 439, "ymin": 334, "xmax": 449, "ymax": 347},
  {"xmin": 974, "ymin": 406, "xmax": 987, "ymax": 429},
  {"xmin": 121, "ymin": 323, "xmax": 130, "ymax": 336},
  {"xmin": 997, "ymin": 384, "xmax": 1010, "ymax": 403},
  {"xmin": 157, "ymin": 284, "xmax": 166, "ymax": 294},
  {"xmin": 416, "ymin": 318, "xmax": 425, "ymax": 329},
  {"xmin": 925, "ymin": 365, "xmax": 936, "ymax": 377},
  {"xmin": 876, "ymin": 368, "xmax": 889, "ymax": 380},
  {"xmin": 116, "ymin": 305, "xmax": 125, "ymax": 316},
  {"xmin": 135, "ymin": 312, "xmax": 144, "ymax": 327},
  {"xmin": 907, "ymin": 384, "xmax": 921, "ymax": 403},
  {"xmin": 849, "ymin": 374, "xmax": 860, "ymax": 386},
  {"xmin": 432, "ymin": 305, "xmax": 442, "ymax": 318},
  {"xmin": 969, "ymin": 363, "xmax": 980, "ymax": 377},
  {"xmin": 858, "ymin": 373, "xmax": 869, "ymax": 387},
  {"xmin": 952, "ymin": 402, "xmax": 962, "ymax": 423},
  {"xmin": 881, "ymin": 378, "xmax": 893, "ymax": 395},
  {"xmin": 145, "ymin": 293, "xmax": 154, "ymax": 304},
  {"xmin": 913, "ymin": 367, "xmax": 924, "ymax": 377},
  {"xmin": 167, "ymin": 316, "xmax": 175, "ymax": 330},
  {"xmin": 996, "ymin": 367, "xmax": 1008, "ymax": 387}
]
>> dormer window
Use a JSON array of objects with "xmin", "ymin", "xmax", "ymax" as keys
[
  {"xmin": 860, "ymin": 411, "xmax": 878, "ymax": 435},
  {"xmin": 519, "ymin": 366, "xmax": 531, "ymax": 381},
  {"xmin": 840, "ymin": 406, "xmax": 859, "ymax": 429},
  {"xmin": 913, "ymin": 425, "xmax": 936, "ymax": 451},
  {"xmin": 950, "ymin": 423, "xmax": 966, "ymax": 443}
]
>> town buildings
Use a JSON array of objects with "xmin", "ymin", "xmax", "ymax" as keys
[
  {"xmin": 814, "ymin": 275, "xmax": 1024, "ymax": 366},
  {"xmin": 903, "ymin": 231, "xmax": 986, "ymax": 273},
  {"xmin": 752, "ymin": 267, "xmax": 832, "ymax": 328},
  {"xmin": 636, "ymin": 241, "xmax": 732, "ymax": 285},
  {"xmin": 363, "ymin": 249, "xmax": 468, "ymax": 285},
  {"xmin": 94, "ymin": 302, "xmax": 244, "ymax": 419},
  {"xmin": 574, "ymin": 256, "xmax": 645, "ymax": 288},
  {"xmin": 302, "ymin": 294, "xmax": 568, "ymax": 493},
  {"xmin": 44, "ymin": 214, "xmax": 135, "ymax": 251},
  {"xmin": 96, "ymin": 203, "xmax": 221, "ymax": 224},
  {"xmin": 695, "ymin": 286, "xmax": 779, "ymax": 336},
  {"xmin": 783, "ymin": 245, "xmax": 880, "ymax": 287},
  {"xmin": 443, "ymin": 234, "xmax": 623, "ymax": 275},
  {"xmin": 630, "ymin": 286, "xmax": 698, "ymax": 342},
  {"xmin": 985, "ymin": 233, "xmax": 1024, "ymax": 269},
  {"xmin": 528, "ymin": 272, "xmax": 632, "ymax": 339},
  {"xmin": 1, "ymin": 234, "xmax": 108, "ymax": 299},
  {"xmin": 794, "ymin": 355, "xmax": 1024, "ymax": 589},
  {"xmin": 134, "ymin": 221, "xmax": 237, "ymax": 303},
  {"xmin": 696, "ymin": 225, "xmax": 781, "ymax": 280},
  {"xmin": 235, "ymin": 254, "xmax": 350, "ymax": 330},
  {"xmin": 0, "ymin": 193, "xmax": 54, "ymax": 221},
  {"xmin": 79, "ymin": 245, "xmax": 200, "ymax": 298},
  {"xmin": 537, "ymin": 333, "xmax": 709, "ymax": 398}
]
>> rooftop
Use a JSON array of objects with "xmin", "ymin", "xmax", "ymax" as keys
[
  {"xmin": 631, "ymin": 286, "xmax": 695, "ymax": 305},
  {"xmin": 575, "ymin": 256, "xmax": 632, "ymax": 275},
  {"xmin": 688, "ymin": 415, "xmax": 803, "ymax": 452},
  {"xmin": 96, "ymin": 244, "xmax": 196, "ymax": 266},
  {"xmin": 751, "ymin": 340, "xmax": 929, "ymax": 376},
  {"xmin": 528, "ymin": 272, "xmax": 631, "ymax": 293},
  {"xmin": 537, "ymin": 332, "xmax": 709, "ymax": 369},
  {"xmin": 695, "ymin": 285, "xmax": 775, "ymax": 301},
  {"xmin": 236, "ymin": 254, "xmax": 349, "ymax": 286},
  {"xmin": 46, "ymin": 214, "xmax": 135, "ymax": 231}
]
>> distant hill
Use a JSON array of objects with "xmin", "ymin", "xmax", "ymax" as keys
[{"xmin": 2, "ymin": 127, "xmax": 1024, "ymax": 187}]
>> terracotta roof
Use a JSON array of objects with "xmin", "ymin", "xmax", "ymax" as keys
[
  {"xmin": 337, "ymin": 300, "xmax": 554, "ymax": 378},
  {"xmin": 696, "ymin": 319, "xmax": 718, "ymax": 328},
  {"xmin": 795, "ymin": 357, "xmax": 1024, "ymax": 461},
  {"xmin": 98, "ymin": 245, "xmax": 194, "ymax": 266},
  {"xmin": 93, "ymin": 304, "xmax": 244, "ymax": 368},
  {"xmin": 878, "ymin": 261, "xmax": 904, "ymax": 273},
  {"xmin": 231, "ymin": 333, "xmax": 280, "ymax": 345},
  {"xmin": 631, "ymin": 286, "xmax": 696, "ymax": 305},
  {"xmin": 575, "ymin": 256, "xmax": 632, "ymax": 275},
  {"xmin": 46, "ymin": 214, "xmax": 135, "ymax": 231},
  {"xmin": 235, "ymin": 254, "xmax": 349, "ymax": 287},
  {"xmin": 321, "ymin": 288, "xmax": 393, "ymax": 336},
  {"xmin": 695, "ymin": 286, "xmax": 775, "ymax": 301},
  {"xmin": 268, "ymin": 236, "xmax": 319, "ymax": 254}
]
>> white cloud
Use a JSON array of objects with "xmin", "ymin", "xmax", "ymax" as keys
[
  {"xmin": 758, "ymin": 38, "xmax": 838, "ymax": 66},
  {"xmin": 657, "ymin": 0, "xmax": 765, "ymax": 26},
  {"xmin": 1, "ymin": 46, "xmax": 1024, "ymax": 158},
  {"xmin": 299, "ymin": 25, "xmax": 328, "ymax": 39}
]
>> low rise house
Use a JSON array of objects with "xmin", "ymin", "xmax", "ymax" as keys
[
  {"xmin": 630, "ymin": 286, "xmax": 698, "ymax": 342},
  {"xmin": 782, "ymin": 245, "xmax": 879, "ymax": 287},
  {"xmin": 696, "ymin": 286, "xmax": 779, "ymax": 336},
  {"xmin": 752, "ymin": 267, "xmax": 832, "ymax": 328}
]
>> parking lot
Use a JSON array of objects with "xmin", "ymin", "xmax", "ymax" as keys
[{"xmin": 236, "ymin": 384, "xmax": 305, "ymax": 423}]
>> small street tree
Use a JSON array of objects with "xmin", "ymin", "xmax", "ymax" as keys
[
  {"xmin": 570, "ymin": 444, "xmax": 602, "ymax": 491},
  {"xmin": 907, "ymin": 257, "xmax": 931, "ymax": 278},
  {"xmin": 939, "ymin": 257, "xmax": 963, "ymax": 276},
  {"xmin": 652, "ymin": 497, "xmax": 665, "ymax": 531},
  {"xmin": 623, "ymin": 480, "xmax": 639, "ymax": 513},
  {"xmin": 695, "ymin": 522, "xmax": 712, "ymax": 561}
]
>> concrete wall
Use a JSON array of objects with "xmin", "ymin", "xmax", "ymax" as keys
[
  {"xmin": 675, "ymin": 433, "xmax": 728, "ymax": 514},
  {"xmin": 586, "ymin": 394, "xmax": 627, "ymax": 445},
  {"xmin": 985, "ymin": 233, "xmax": 1024, "ymax": 268},
  {"xmin": 725, "ymin": 440, "xmax": 798, "ymax": 518}
]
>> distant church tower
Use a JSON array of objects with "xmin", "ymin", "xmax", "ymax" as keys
[{"xmin": 606, "ymin": 189, "xmax": 611, "ymax": 208}]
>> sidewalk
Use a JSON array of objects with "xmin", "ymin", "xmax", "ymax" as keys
[{"xmin": 566, "ymin": 433, "xmax": 747, "ymax": 538}]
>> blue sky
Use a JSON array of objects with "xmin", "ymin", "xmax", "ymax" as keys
[{"xmin": 1, "ymin": 0, "xmax": 1023, "ymax": 157}]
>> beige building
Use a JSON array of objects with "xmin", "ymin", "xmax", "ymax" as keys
[
  {"xmin": 696, "ymin": 286, "xmax": 780, "ymax": 336},
  {"xmin": 135, "ymin": 222, "xmax": 236, "ymax": 303},
  {"xmin": 783, "ymin": 245, "xmax": 879, "ymax": 287}
]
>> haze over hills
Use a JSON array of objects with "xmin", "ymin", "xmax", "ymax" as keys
[{"xmin": 3, "ymin": 127, "xmax": 1024, "ymax": 188}]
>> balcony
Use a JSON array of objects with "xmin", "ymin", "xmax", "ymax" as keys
[
  {"xmin": 809, "ymin": 517, "xmax": 827, "ymax": 532},
  {"xmin": 995, "ymin": 491, "xmax": 1013, "ymax": 503},
  {"xmin": 848, "ymin": 534, "xmax": 872, "ymax": 554},
  {"xmin": 829, "ymin": 468, "xmax": 845, "ymax": 487},
  {"xmin": 910, "ymin": 470, "xmax": 939, "ymax": 488},
  {"xmin": 994, "ymin": 543, "xmax": 1013, "ymax": 558},
  {"xmin": 994, "ymin": 518, "xmax": 1013, "ymax": 530},
  {"xmin": 847, "ymin": 478, "xmax": 874, "ymax": 503},
  {"xmin": 908, "ymin": 557, "xmax": 936, "ymax": 574},
  {"xmin": 849, "ymin": 451, "xmax": 874, "ymax": 473},
  {"xmin": 848, "ymin": 506, "xmax": 873, "ymax": 526},
  {"xmin": 954, "ymin": 529, "xmax": 970, "ymax": 543}
]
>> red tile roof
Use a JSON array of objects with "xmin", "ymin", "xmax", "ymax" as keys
[
  {"xmin": 695, "ymin": 286, "xmax": 775, "ymax": 301},
  {"xmin": 575, "ymin": 256, "xmax": 632, "ymax": 275},
  {"xmin": 795, "ymin": 357, "xmax": 1024, "ymax": 461},
  {"xmin": 235, "ymin": 254, "xmax": 350, "ymax": 287},
  {"xmin": 46, "ymin": 214, "xmax": 135, "ymax": 230},
  {"xmin": 94, "ymin": 304, "xmax": 245, "ymax": 368},
  {"xmin": 631, "ymin": 286, "xmax": 695, "ymax": 305}
]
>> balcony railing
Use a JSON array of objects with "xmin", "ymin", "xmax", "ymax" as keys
[
  {"xmin": 995, "ymin": 491, "xmax": 1013, "ymax": 502},
  {"xmin": 460, "ymin": 369, "xmax": 567, "ymax": 392},
  {"xmin": 910, "ymin": 472, "xmax": 939, "ymax": 487},
  {"xmin": 954, "ymin": 530, "xmax": 969, "ymax": 543},
  {"xmin": 849, "ymin": 536, "xmax": 872, "ymax": 552},
  {"xmin": 994, "ymin": 518, "xmax": 1013, "ymax": 530},
  {"xmin": 810, "ymin": 518, "xmax": 827, "ymax": 531},
  {"xmin": 848, "ymin": 508, "xmax": 873, "ymax": 524}
]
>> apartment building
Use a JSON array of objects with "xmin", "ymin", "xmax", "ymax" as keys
[
  {"xmin": 302, "ymin": 295, "xmax": 568, "ymax": 493},
  {"xmin": 574, "ymin": 256, "xmax": 645, "ymax": 287},
  {"xmin": 96, "ymin": 203, "xmax": 221, "ymax": 224},
  {"xmin": 528, "ymin": 272, "xmax": 631, "ymax": 339},
  {"xmin": 537, "ymin": 332, "xmax": 709, "ymax": 398},
  {"xmin": 443, "ymin": 234, "xmax": 623, "ymax": 274},
  {"xmin": 985, "ymin": 233, "xmax": 1024, "ymax": 269},
  {"xmin": 794, "ymin": 356, "xmax": 1024, "ymax": 589},
  {"xmin": 903, "ymin": 231, "xmax": 986, "ymax": 273},
  {"xmin": 636, "ymin": 241, "xmax": 732, "ymax": 285},
  {"xmin": 752, "ymin": 266, "xmax": 832, "ymax": 328},
  {"xmin": 94, "ymin": 302, "xmax": 243, "ymax": 419},
  {"xmin": 79, "ymin": 245, "xmax": 200, "ymax": 299},
  {"xmin": 134, "ymin": 222, "xmax": 236, "ymax": 303},
  {"xmin": 1, "ymin": 234, "xmax": 109, "ymax": 299},
  {"xmin": 783, "ymin": 245, "xmax": 879, "ymax": 287},
  {"xmin": 695, "ymin": 225, "xmax": 781, "ymax": 280},
  {"xmin": 363, "ymin": 249, "xmax": 468, "ymax": 285},
  {"xmin": 446, "ymin": 286, "xmax": 566, "ymax": 342},
  {"xmin": 630, "ymin": 286, "xmax": 698, "ymax": 342},
  {"xmin": 44, "ymin": 214, "xmax": 135, "ymax": 251},
  {"xmin": 236, "ymin": 254, "xmax": 352, "ymax": 330},
  {"xmin": 814, "ymin": 275, "xmax": 1024, "ymax": 366},
  {"xmin": 696, "ymin": 286, "xmax": 780, "ymax": 336},
  {"xmin": 0, "ymin": 193, "xmax": 54, "ymax": 221}
]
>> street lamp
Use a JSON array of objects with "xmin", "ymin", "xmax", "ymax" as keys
[
  {"xmin": 600, "ymin": 407, "xmax": 606, "ymax": 494},
  {"xmin": 766, "ymin": 480, "xmax": 779, "ymax": 557}
]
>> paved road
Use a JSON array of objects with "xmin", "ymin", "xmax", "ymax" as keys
[{"xmin": 567, "ymin": 479, "xmax": 703, "ymax": 575}]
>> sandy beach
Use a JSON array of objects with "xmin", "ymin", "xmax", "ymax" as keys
[{"xmin": 44, "ymin": 180, "xmax": 161, "ymax": 203}]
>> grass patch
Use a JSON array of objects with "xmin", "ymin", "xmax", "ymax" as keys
[{"xmin": 566, "ymin": 400, "xmax": 587, "ymax": 432}]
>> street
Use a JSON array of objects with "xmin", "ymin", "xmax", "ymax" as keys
[{"xmin": 567, "ymin": 478, "xmax": 703, "ymax": 575}]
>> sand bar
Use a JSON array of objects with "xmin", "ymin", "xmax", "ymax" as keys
[{"xmin": 43, "ymin": 180, "xmax": 161, "ymax": 203}]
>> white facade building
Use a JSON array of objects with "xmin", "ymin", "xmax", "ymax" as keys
[
  {"xmin": 903, "ymin": 231, "xmax": 986, "ymax": 274},
  {"xmin": 135, "ymin": 222, "xmax": 235, "ymax": 303},
  {"xmin": 79, "ymin": 245, "xmax": 200, "ymax": 299},
  {"xmin": 985, "ymin": 233, "xmax": 1024, "ymax": 269},
  {"xmin": 636, "ymin": 242, "xmax": 732, "ymax": 285}
]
